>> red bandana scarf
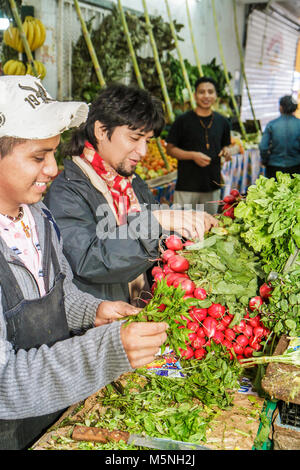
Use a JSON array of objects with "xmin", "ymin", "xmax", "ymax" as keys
[{"xmin": 80, "ymin": 141, "xmax": 141, "ymax": 225}]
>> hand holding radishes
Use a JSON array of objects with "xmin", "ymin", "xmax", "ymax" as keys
[{"xmin": 95, "ymin": 300, "xmax": 142, "ymax": 327}]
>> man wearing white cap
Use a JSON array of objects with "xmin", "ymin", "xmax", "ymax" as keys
[{"xmin": 0, "ymin": 75, "xmax": 168, "ymax": 450}]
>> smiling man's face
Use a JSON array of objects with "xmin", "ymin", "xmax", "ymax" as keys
[
  {"xmin": 195, "ymin": 81, "xmax": 217, "ymax": 112},
  {"xmin": 95, "ymin": 124, "xmax": 154, "ymax": 177}
]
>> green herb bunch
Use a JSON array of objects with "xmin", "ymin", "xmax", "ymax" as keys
[
  {"xmin": 234, "ymin": 172, "xmax": 300, "ymax": 274},
  {"xmin": 124, "ymin": 279, "xmax": 196, "ymax": 356}
]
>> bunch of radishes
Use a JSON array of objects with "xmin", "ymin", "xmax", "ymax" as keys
[
  {"xmin": 221, "ymin": 188, "xmax": 242, "ymax": 219},
  {"xmin": 151, "ymin": 234, "xmax": 272, "ymax": 362}
]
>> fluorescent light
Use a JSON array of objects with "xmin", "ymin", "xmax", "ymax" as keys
[{"xmin": 0, "ymin": 18, "xmax": 9, "ymax": 31}]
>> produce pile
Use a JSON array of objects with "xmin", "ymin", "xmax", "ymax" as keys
[
  {"xmin": 3, "ymin": 16, "xmax": 47, "ymax": 79},
  {"xmin": 135, "ymin": 139, "xmax": 177, "ymax": 181}
]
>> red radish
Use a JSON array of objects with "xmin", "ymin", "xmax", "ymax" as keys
[
  {"xmin": 249, "ymin": 296, "xmax": 263, "ymax": 311},
  {"xmin": 173, "ymin": 277, "xmax": 188, "ymax": 288},
  {"xmin": 223, "ymin": 203, "xmax": 233, "ymax": 211},
  {"xmin": 248, "ymin": 315, "xmax": 260, "ymax": 328},
  {"xmin": 237, "ymin": 355, "xmax": 244, "ymax": 362},
  {"xmin": 179, "ymin": 279, "xmax": 195, "ymax": 295},
  {"xmin": 204, "ymin": 339, "xmax": 211, "ymax": 347},
  {"xmin": 157, "ymin": 304, "xmax": 166, "ymax": 312},
  {"xmin": 253, "ymin": 326, "xmax": 264, "ymax": 339},
  {"xmin": 213, "ymin": 331, "xmax": 224, "ymax": 344},
  {"xmin": 183, "ymin": 240, "xmax": 194, "ymax": 247},
  {"xmin": 183, "ymin": 294, "xmax": 194, "ymax": 300},
  {"xmin": 216, "ymin": 322, "xmax": 226, "ymax": 331},
  {"xmin": 222, "ymin": 339, "xmax": 233, "ymax": 350},
  {"xmin": 163, "ymin": 265, "xmax": 174, "ymax": 274},
  {"xmin": 161, "ymin": 249, "xmax": 176, "ymax": 263},
  {"xmin": 190, "ymin": 307, "xmax": 207, "ymax": 322},
  {"xmin": 259, "ymin": 283, "xmax": 272, "ymax": 299},
  {"xmin": 223, "ymin": 194, "xmax": 235, "ymax": 204},
  {"xmin": 168, "ymin": 255, "xmax": 189, "ymax": 273},
  {"xmin": 197, "ymin": 327, "xmax": 206, "ymax": 338},
  {"xmin": 233, "ymin": 343, "xmax": 244, "ymax": 355},
  {"xmin": 202, "ymin": 317, "xmax": 218, "ymax": 338},
  {"xmin": 154, "ymin": 272, "xmax": 165, "ymax": 282},
  {"xmin": 208, "ymin": 303, "xmax": 226, "ymax": 319},
  {"xmin": 233, "ymin": 320, "xmax": 246, "ymax": 334},
  {"xmin": 263, "ymin": 327, "xmax": 270, "ymax": 338},
  {"xmin": 243, "ymin": 324, "xmax": 253, "ymax": 338},
  {"xmin": 224, "ymin": 328, "xmax": 235, "ymax": 342},
  {"xmin": 151, "ymin": 282, "xmax": 157, "ymax": 293},
  {"xmin": 192, "ymin": 337, "xmax": 206, "ymax": 349},
  {"xmin": 230, "ymin": 189, "xmax": 240, "ymax": 198},
  {"xmin": 236, "ymin": 334, "xmax": 249, "ymax": 347},
  {"xmin": 165, "ymin": 272, "xmax": 178, "ymax": 286},
  {"xmin": 244, "ymin": 346, "xmax": 254, "ymax": 358},
  {"xmin": 194, "ymin": 348, "xmax": 206, "ymax": 360},
  {"xmin": 179, "ymin": 346, "xmax": 194, "ymax": 359},
  {"xmin": 188, "ymin": 332, "xmax": 198, "ymax": 342},
  {"xmin": 223, "ymin": 208, "xmax": 235, "ymax": 218},
  {"xmin": 221, "ymin": 315, "xmax": 232, "ymax": 327},
  {"xmin": 180, "ymin": 314, "xmax": 190, "ymax": 323},
  {"xmin": 249, "ymin": 338, "xmax": 261, "ymax": 351},
  {"xmin": 187, "ymin": 321, "xmax": 199, "ymax": 332},
  {"xmin": 151, "ymin": 266, "xmax": 163, "ymax": 277},
  {"xmin": 193, "ymin": 287, "xmax": 207, "ymax": 300},
  {"xmin": 165, "ymin": 235, "xmax": 183, "ymax": 251}
]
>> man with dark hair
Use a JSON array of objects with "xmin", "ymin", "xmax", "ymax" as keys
[
  {"xmin": 45, "ymin": 83, "xmax": 217, "ymax": 303},
  {"xmin": 166, "ymin": 76, "xmax": 232, "ymax": 214},
  {"xmin": 0, "ymin": 75, "xmax": 169, "ymax": 450}
]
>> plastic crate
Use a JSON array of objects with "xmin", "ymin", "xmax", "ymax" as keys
[{"xmin": 279, "ymin": 401, "xmax": 300, "ymax": 428}]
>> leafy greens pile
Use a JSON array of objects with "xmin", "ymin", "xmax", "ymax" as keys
[{"xmin": 234, "ymin": 172, "xmax": 300, "ymax": 274}]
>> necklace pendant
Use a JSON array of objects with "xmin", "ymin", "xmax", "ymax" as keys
[{"xmin": 21, "ymin": 221, "xmax": 31, "ymax": 238}]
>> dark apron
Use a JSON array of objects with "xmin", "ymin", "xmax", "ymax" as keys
[{"xmin": 0, "ymin": 217, "xmax": 70, "ymax": 450}]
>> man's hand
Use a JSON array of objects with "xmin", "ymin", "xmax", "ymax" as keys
[
  {"xmin": 190, "ymin": 151, "xmax": 211, "ymax": 167},
  {"xmin": 203, "ymin": 212, "xmax": 219, "ymax": 232},
  {"xmin": 120, "ymin": 322, "xmax": 168, "ymax": 369},
  {"xmin": 153, "ymin": 209, "xmax": 218, "ymax": 240},
  {"xmin": 95, "ymin": 301, "xmax": 141, "ymax": 327},
  {"xmin": 219, "ymin": 146, "xmax": 232, "ymax": 162}
]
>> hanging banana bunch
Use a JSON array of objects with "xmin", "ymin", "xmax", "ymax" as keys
[
  {"xmin": 26, "ymin": 60, "xmax": 47, "ymax": 79},
  {"xmin": 3, "ymin": 16, "xmax": 46, "ymax": 52},
  {"xmin": 3, "ymin": 59, "xmax": 26, "ymax": 75}
]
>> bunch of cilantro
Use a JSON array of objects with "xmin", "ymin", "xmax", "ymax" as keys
[{"xmin": 233, "ymin": 172, "xmax": 300, "ymax": 274}]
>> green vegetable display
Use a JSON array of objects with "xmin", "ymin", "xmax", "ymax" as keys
[{"xmin": 234, "ymin": 172, "xmax": 300, "ymax": 275}]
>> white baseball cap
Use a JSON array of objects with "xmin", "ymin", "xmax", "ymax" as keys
[{"xmin": 0, "ymin": 74, "xmax": 89, "ymax": 139}]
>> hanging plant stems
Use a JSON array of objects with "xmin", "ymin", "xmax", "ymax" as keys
[
  {"xmin": 232, "ymin": 0, "xmax": 260, "ymax": 134},
  {"xmin": 211, "ymin": 0, "xmax": 247, "ymax": 141},
  {"xmin": 8, "ymin": 0, "xmax": 39, "ymax": 77},
  {"xmin": 185, "ymin": 0, "xmax": 203, "ymax": 78},
  {"xmin": 73, "ymin": 0, "xmax": 106, "ymax": 88},
  {"xmin": 141, "ymin": 0, "xmax": 175, "ymax": 124},
  {"xmin": 117, "ymin": 0, "xmax": 170, "ymax": 171},
  {"xmin": 165, "ymin": 0, "xmax": 196, "ymax": 110}
]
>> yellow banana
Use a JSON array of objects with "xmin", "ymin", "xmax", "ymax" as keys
[
  {"xmin": 3, "ymin": 60, "xmax": 25, "ymax": 75},
  {"xmin": 26, "ymin": 19, "xmax": 35, "ymax": 50},
  {"xmin": 31, "ymin": 20, "xmax": 41, "ymax": 51},
  {"xmin": 35, "ymin": 18, "xmax": 46, "ymax": 47}
]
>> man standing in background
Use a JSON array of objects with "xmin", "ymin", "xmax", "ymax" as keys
[{"xmin": 166, "ymin": 77, "xmax": 232, "ymax": 215}]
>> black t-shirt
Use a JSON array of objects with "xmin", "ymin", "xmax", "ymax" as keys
[{"xmin": 166, "ymin": 110, "xmax": 231, "ymax": 192}]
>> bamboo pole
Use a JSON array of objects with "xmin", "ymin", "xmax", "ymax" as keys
[
  {"xmin": 211, "ymin": 0, "xmax": 248, "ymax": 141},
  {"xmin": 8, "ymin": 0, "xmax": 39, "ymax": 77},
  {"xmin": 232, "ymin": 0, "xmax": 260, "ymax": 134},
  {"xmin": 73, "ymin": 0, "xmax": 106, "ymax": 88},
  {"xmin": 117, "ymin": 0, "xmax": 170, "ymax": 171},
  {"xmin": 165, "ymin": 0, "xmax": 196, "ymax": 110},
  {"xmin": 185, "ymin": 0, "xmax": 203, "ymax": 78},
  {"xmin": 141, "ymin": 0, "xmax": 175, "ymax": 123}
]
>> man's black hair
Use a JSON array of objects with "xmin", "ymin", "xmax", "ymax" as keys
[
  {"xmin": 194, "ymin": 76, "xmax": 218, "ymax": 94},
  {"xmin": 64, "ymin": 83, "xmax": 165, "ymax": 156},
  {"xmin": 279, "ymin": 95, "xmax": 297, "ymax": 115}
]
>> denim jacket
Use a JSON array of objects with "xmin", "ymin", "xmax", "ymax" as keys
[{"xmin": 259, "ymin": 114, "xmax": 300, "ymax": 167}]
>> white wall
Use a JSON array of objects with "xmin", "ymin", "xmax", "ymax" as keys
[{"xmin": 23, "ymin": 0, "xmax": 246, "ymax": 99}]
